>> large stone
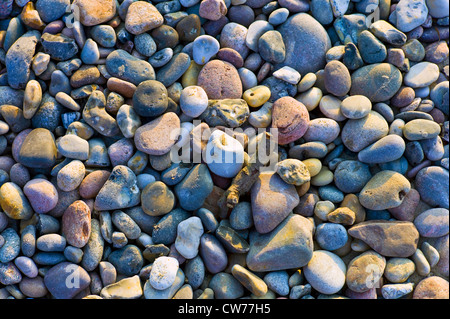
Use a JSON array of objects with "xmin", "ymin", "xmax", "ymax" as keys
[
  {"xmin": 246, "ymin": 214, "xmax": 314, "ymax": 272},
  {"xmin": 276, "ymin": 13, "xmax": 331, "ymax": 75},
  {"xmin": 348, "ymin": 221, "xmax": 419, "ymax": 257}
]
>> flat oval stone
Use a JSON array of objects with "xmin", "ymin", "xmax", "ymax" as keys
[
  {"xmin": 134, "ymin": 112, "xmax": 180, "ymax": 156},
  {"xmin": 156, "ymin": 53, "xmax": 191, "ymax": 87},
  {"xmin": 324, "ymin": 60, "xmax": 351, "ymax": 97},
  {"xmin": 247, "ymin": 214, "xmax": 314, "ymax": 272},
  {"xmin": 404, "ymin": 62, "xmax": 440, "ymax": 88},
  {"xmin": 57, "ymin": 134, "xmax": 89, "ymax": 160},
  {"xmin": 350, "ymin": 63, "xmax": 402, "ymax": 102},
  {"xmin": 403, "ymin": 119, "xmax": 441, "ymax": 141},
  {"xmin": 0, "ymin": 228, "xmax": 20, "ymax": 263},
  {"xmin": 414, "ymin": 208, "xmax": 449, "ymax": 238},
  {"xmin": 209, "ymin": 272, "xmax": 244, "ymax": 299},
  {"xmin": 348, "ymin": 220, "xmax": 419, "ymax": 257},
  {"xmin": 359, "ymin": 170, "xmax": 411, "ymax": 210},
  {"xmin": 276, "ymin": 13, "xmax": 331, "ymax": 75},
  {"xmin": 100, "ymin": 275, "xmax": 143, "ymax": 299},
  {"xmin": 384, "ymin": 258, "xmax": 416, "ymax": 283},
  {"xmin": 303, "ymin": 250, "xmax": 346, "ymax": 295},
  {"xmin": 62, "ymin": 200, "xmax": 91, "ymax": 248},
  {"xmin": 79, "ymin": 170, "xmax": 110, "ymax": 199},
  {"xmin": 358, "ymin": 134, "xmax": 406, "ymax": 164},
  {"xmin": 231, "ymin": 264, "xmax": 268, "ymax": 297},
  {"xmin": 303, "ymin": 118, "xmax": 340, "ymax": 144},
  {"xmin": 5, "ymin": 30, "xmax": 40, "ymax": 89},
  {"xmin": 108, "ymin": 245, "xmax": 144, "ymax": 276}
]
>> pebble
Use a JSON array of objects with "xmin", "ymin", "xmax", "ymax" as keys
[
  {"xmin": 315, "ymin": 223, "xmax": 348, "ymax": 251},
  {"xmin": 404, "ymin": 62, "xmax": 440, "ymax": 88},
  {"xmin": 382, "ymin": 283, "xmax": 414, "ymax": 299},
  {"xmin": 350, "ymin": 63, "xmax": 403, "ymax": 102},
  {"xmin": 247, "ymin": 215, "xmax": 313, "ymax": 272},
  {"xmin": 100, "ymin": 275, "xmax": 142, "ymax": 299},
  {"xmin": 277, "ymin": 13, "xmax": 331, "ymax": 75},
  {"xmin": 414, "ymin": 208, "xmax": 449, "ymax": 238},
  {"xmin": 209, "ymin": 272, "xmax": 244, "ymax": 299},
  {"xmin": 44, "ymin": 262, "xmax": 90, "ymax": 299},
  {"xmin": 413, "ymin": 276, "xmax": 449, "ymax": 299},
  {"xmin": 125, "ymin": 1, "xmax": 163, "ymax": 35},
  {"xmin": 192, "ymin": 35, "xmax": 220, "ymax": 65},
  {"xmin": 251, "ymin": 172, "xmax": 299, "ymax": 234},
  {"xmin": 180, "ymin": 86, "xmax": 208, "ymax": 118},
  {"xmin": 205, "ymin": 131, "xmax": 244, "ymax": 178},
  {"xmin": 271, "ymin": 97, "xmax": 310, "ymax": 145},
  {"xmin": 150, "ymin": 256, "xmax": 179, "ymax": 290},
  {"xmin": 135, "ymin": 112, "xmax": 180, "ymax": 156},
  {"xmin": 303, "ymin": 250, "xmax": 346, "ymax": 295},
  {"xmin": 174, "ymin": 220, "xmax": 203, "ymax": 261},
  {"xmin": 348, "ymin": 220, "xmax": 419, "ymax": 257},
  {"xmin": 346, "ymin": 250, "xmax": 386, "ymax": 293},
  {"xmin": 197, "ymin": 60, "xmax": 243, "ymax": 99},
  {"xmin": 384, "ymin": 258, "xmax": 416, "ymax": 283},
  {"xmin": 342, "ymin": 111, "xmax": 389, "ymax": 152},
  {"xmin": 340, "ymin": 95, "xmax": 372, "ymax": 119}
]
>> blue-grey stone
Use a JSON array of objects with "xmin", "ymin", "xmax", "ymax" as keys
[{"xmin": 315, "ymin": 223, "xmax": 348, "ymax": 251}]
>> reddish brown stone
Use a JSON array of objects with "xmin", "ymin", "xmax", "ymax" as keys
[
  {"xmin": 271, "ymin": 96, "xmax": 310, "ymax": 145},
  {"xmin": 62, "ymin": 200, "xmax": 92, "ymax": 248},
  {"xmin": 199, "ymin": 0, "xmax": 227, "ymax": 21},
  {"xmin": 79, "ymin": 170, "xmax": 111, "ymax": 199},
  {"xmin": 413, "ymin": 276, "xmax": 449, "ymax": 299},
  {"xmin": 197, "ymin": 60, "xmax": 242, "ymax": 99},
  {"xmin": 217, "ymin": 48, "xmax": 244, "ymax": 68},
  {"xmin": 107, "ymin": 77, "xmax": 137, "ymax": 98}
]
